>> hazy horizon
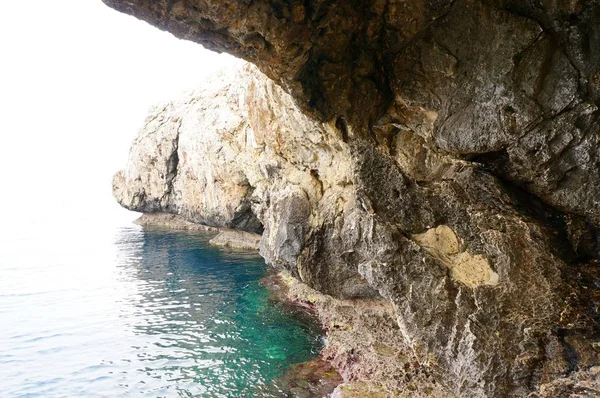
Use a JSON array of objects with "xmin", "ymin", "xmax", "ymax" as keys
[{"xmin": 0, "ymin": 0, "xmax": 240, "ymax": 225}]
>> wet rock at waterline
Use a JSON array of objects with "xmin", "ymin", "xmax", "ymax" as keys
[{"xmin": 209, "ymin": 230, "xmax": 261, "ymax": 251}]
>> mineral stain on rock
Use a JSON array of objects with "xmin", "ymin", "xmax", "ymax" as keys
[{"xmin": 412, "ymin": 225, "xmax": 499, "ymax": 288}]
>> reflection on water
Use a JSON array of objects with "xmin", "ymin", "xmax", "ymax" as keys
[{"xmin": 0, "ymin": 223, "xmax": 322, "ymax": 397}]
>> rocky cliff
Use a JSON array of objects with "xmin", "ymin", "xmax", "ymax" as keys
[{"xmin": 108, "ymin": 1, "xmax": 600, "ymax": 396}]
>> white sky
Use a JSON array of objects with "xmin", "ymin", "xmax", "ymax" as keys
[{"xmin": 0, "ymin": 0, "xmax": 240, "ymax": 223}]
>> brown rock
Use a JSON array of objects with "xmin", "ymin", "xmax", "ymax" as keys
[{"xmin": 106, "ymin": 1, "xmax": 600, "ymax": 396}]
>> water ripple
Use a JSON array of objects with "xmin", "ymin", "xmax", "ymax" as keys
[{"xmin": 0, "ymin": 225, "xmax": 322, "ymax": 397}]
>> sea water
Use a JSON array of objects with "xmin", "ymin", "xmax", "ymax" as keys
[{"xmin": 0, "ymin": 212, "xmax": 322, "ymax": 397}]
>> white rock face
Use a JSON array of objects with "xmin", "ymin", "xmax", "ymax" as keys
[
  {"xmin": 114, "ymin": 65, "xmax": 259, "ymax": 230},
  {"xmin": 113, "ymin": 61, "xmax": 357, "ymax": 274}
]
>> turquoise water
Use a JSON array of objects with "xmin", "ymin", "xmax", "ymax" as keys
[{"xmin": 0, "ymin": 217, "xmax": 323, "ymax": 397}]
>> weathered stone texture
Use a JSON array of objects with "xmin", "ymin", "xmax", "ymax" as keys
[
  {"xmin": 114, "ymin": 63, "xmax": 372, "ymax": 298},
  {"xmin": 107, "ymin": 0, "xmax": 600, "ymax": 396},
  {"xmin": 113, "ymin": 63, "xmax": 600, "ymax": 396}
]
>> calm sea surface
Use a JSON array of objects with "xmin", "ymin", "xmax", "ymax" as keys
[{"xmin": 0, "ymin": 210, "xmax": 322, "ymax": 397}]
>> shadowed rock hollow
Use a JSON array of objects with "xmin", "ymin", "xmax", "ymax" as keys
[{"xmin": 107, "ymin": 1, "xmax": 600, "ymax": 396}]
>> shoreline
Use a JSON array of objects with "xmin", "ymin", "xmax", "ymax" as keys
[
  {"xmin": 133, "ymin": 213, "xmax": 342, "ymax": 395},
  {"xmin": 134, "ymin": 213, "xmax": 261, "ymax": 251},
  {"xmin": 134, "ymin": 213, "xmax": 222, "ymax": 232},
  {"xmin": 135, "ymin": 212, "xmax": 451, "ymax": 397},
  {"xmin": 263, "ymin": 271, "xmax": 451, "ymax": 397}
]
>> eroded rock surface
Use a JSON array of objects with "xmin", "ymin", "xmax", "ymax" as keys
[
  {"xmin": 113, "ymin": 63, "xmax": 600, "ymax": 396},
  {"xmin": 105, "ymin": 0, "xmax": 600, "ymax": 228},
  {"xmin": 114, "ymin": 63, "xmax": 374, "ymax": 299},
  {"xmin": 107, "ymin": 1, "xmax": 600, "ymax": 396},
  {"xmin": 268, "ymin": 270, "xmax": 453, "ymax": 397}
]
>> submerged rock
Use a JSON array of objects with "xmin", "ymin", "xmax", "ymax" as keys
[
  {"xmin": 274, "ymin": 357, "xmax": 343, "ymax": 398},
  {"xmin": 107, "ymin": 1, "xmax": 600, "ymax": 395},
  {"xmin": 133, "ymin": 212, "xmax": 219, "ymax": 232},
  {"xmin": 209, "ymin": 230, "xmax": 261, "ymax": 251}
]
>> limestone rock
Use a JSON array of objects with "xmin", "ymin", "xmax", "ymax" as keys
[
  {"xmin": 209, "ymin": 230, "xmax": 261, "ymax": 251},
  {"xmin": 103, "ymin": 0, "xmax": 600, "ymax": 228},
  {"xmin": 113, "ymin": 64, "xmax": 261, "ymax": 231},
  {"xmin": 113, "ymin": 63, "xmax": 370, "ymax": 297},
  {"xmin": 269, "ymin": 270, "xmax": 453, "ymax": 397},
  {"xmin": 105, "ymin": 1, "xmax": 600, "ymax": 394},
  {"xmin": 113, "ymin": 61, "xmax": 600, "ymax": 396},
  {"xmin": 133, "ymin": 212, "xmax": 219, "ymax": 232},
  {"xmin": 412, "ymin": 225, "xmax": 499, "ymax": 288}
]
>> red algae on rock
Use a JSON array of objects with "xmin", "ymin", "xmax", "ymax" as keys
[{"xmin": 263, "ymin": 270, "xmax": 453, "ymax": 397}]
